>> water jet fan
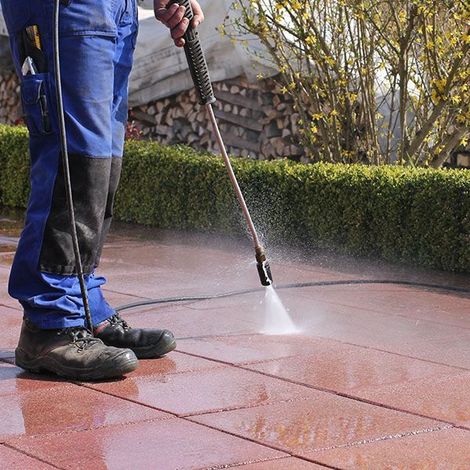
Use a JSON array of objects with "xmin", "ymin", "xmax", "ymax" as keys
[{"xmin": 171, "ymin": 0, "xmax": 273, "ymax": 287}]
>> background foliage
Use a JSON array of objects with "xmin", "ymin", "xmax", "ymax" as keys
[
  {"xmin": 223, "ymin": 0, "xmax": 470, "ymax": 166},
  {"xmin": 1, "ymin": 124, "xmax": 468, "ymax": 272}
]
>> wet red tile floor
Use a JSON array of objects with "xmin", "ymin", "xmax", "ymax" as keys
[{"xmin": 1, "ymin": 216, "xmax": 469, "ymax": 469}]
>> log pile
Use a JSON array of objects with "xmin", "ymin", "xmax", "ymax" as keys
[
  {"xmin": 0, "ymin": 71, "xmax": 21, "ymax": 125},
  {"xmin": 0, "ymin": 70, "xmax": 308, "ymax": 160},
  {"xmin": 130, "ymin": 75, "xmax": 308, "ymax": 161}
]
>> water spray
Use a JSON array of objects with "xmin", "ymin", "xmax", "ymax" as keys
[{"xmin": 171, "ymin": 0, "xmax": 273, "ymax": 287}]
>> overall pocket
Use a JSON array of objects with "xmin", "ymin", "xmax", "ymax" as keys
[
  {"xmin": 56, "ymin": 0, "xmax": 117, "ymax": 37},
  {"xmin": 21, "ymin": 73, "xmax": 54, "ymax": 136}
]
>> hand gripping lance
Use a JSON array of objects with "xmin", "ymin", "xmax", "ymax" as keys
[{"xmin": 169, "ymin": 0, "xmax": 273, "ymax": 286}]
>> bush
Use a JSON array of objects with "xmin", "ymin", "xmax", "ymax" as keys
[
  {"xmin": 1, "ymin": 124, "xmax": 469, "ymax": 272},
  {"xmin": 0, "ymin": 125, "xmax": 30, "ymax": 208},
  {"xmin": 225, "ymin": 0, "xmax": 470, "ymax": 167}
]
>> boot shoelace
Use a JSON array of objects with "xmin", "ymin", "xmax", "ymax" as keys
[
  {"xmin": 58, "ymin": 327, "xmax": 97, "ymax": 351},
  {"xmin": 107, "ymin": 314, "xmax": 130, "ymax": 331}
]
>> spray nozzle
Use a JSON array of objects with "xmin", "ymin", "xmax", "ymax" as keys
[{"xmin": 255, "ymin": 247, "xmax": 273, "ymax": 286}]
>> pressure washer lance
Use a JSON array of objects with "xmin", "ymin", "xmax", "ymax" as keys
[{"xmin": 170, "ymin": 0, "xmax": 273, "ymax": 287}]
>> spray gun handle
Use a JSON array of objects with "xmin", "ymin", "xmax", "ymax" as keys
[{"xmin": 169, "ymin": 0, "xmax": 216, "ymax": 105}]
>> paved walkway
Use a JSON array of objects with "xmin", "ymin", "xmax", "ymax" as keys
[{"xmin": 1, "ymin": 213, "xmax": 469, "ymax": 469}]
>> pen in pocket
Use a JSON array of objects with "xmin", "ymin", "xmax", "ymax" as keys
[{"xmin": 25, "ymin": 25, "xmax": 42, "ymax": 50}]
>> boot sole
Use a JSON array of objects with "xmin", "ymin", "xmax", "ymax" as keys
[{"xmin": 15, "ymin": 347, "xmax": 139, "ymax": 381}]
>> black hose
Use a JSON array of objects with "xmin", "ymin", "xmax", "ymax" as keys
[
  {"xmin": 53, "ymin": 0, "xmax": 93, "ymax": 330},
  {"xmin": 115, "ymin": 278, "xmax": 470, "ymax": 313}
]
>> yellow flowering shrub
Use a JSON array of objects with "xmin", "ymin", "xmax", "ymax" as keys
[{"xmin": 223, "ymin": 0, "xmax": 469, "ymax": 167}]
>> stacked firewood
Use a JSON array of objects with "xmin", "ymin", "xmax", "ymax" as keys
[
  {"xmin": 0, "ymin": 70, "xmax": 309, "ymax": 160},
  {"xmin": 130, "ymin": 75, "xmax": 308, "ymax": 160},
  {"xmin": 0, "ymin": 71, "xmax": 21, "ymax": 124}
]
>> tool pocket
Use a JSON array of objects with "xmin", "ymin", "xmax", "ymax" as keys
[
  {"xmin": 57, "ymin": 0, "xmax": 116, "ymax": 37},
  {"xmin": 20, "ymin": 73, "xmax": 54, "ymax": 136}
]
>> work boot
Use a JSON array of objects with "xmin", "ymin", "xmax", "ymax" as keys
[
  {"xmin": 94, "ymin": 313, "xmax": 176, "ymax": 359},
  {"xmin": 15, "ymin": 318, "xmax": 139, "ymax": 381}
]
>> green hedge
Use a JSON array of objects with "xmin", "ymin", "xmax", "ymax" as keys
[
  {"xmin": 0, "ymin": 125, "xmax": 30, "ymax": 208},
  {"xmin": 1, "ymin": 124, "xmax": 469, "ymax": 272}
]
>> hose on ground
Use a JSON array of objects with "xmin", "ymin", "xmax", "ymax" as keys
[{"xmin": 115, "ymin": 279, "xmax": 470, "ymax": 313}]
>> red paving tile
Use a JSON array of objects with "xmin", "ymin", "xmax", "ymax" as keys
[
  {"xmin": 0, "ymin": 264, "xmax": 10, "ymax": 276},
  {"xmin": 396, "ymin": 333, "xmax": 470, "ymax": 370},
  {"xmin": 240, "ymin": 338, "xmax": 462, "ymax": 393},
  {"xmin": 0, "ymin": 362, "xmax": 69, "ymax": 396},
  {"xmin": 101, "ymin": 251, "xmax": 258, "ymax": 298},
  {"xmin": 355, "ymin": 371, "xmax": 470, "ymax": 427},
  {"xmin": 100, "ymin": 239, "xmax": 246, "ymax": 274},
  {"xmin": 0, "ymin": 299, "xmax": 19, "ymax": 310},
  {"xmin": 313, "ymin": 427, "xmax": 470, "ymax": 469},
  {"xmin": 89, "ymin": 365, "xmax": 314, "ymax": 416},
  {"xmin": 177, "ymin": 333, "xmax": 323, "ymax": 364},
  {"xmin": 180, "ymin": 290, "xmax": 267, "ymax": 312},
  {"xmin": 365, "ymin": 287, "xmax": 469, "ymax": 329},
  {"xmin": 0, "ymin": 309, "xmax": 21, "ymax": 356},
  {"xmin": 1, "ymin": 385, "xmax": 170, "ymax": 441},
  {"xmin": 7, "ymin": 418, "xmax": 286, "ymax": 470},
  {"xmin": 178, "ymin": 332, "xmax": 470, "ymax": 392},
  {"xmin": 123, "ymin": 305, "xmax": 260, "ymax": 338},
  {"xmin": 0, "ymin": 303, "xmax": 21, "ymax": 316},
  {"xmin": 292, "ymin": 284, "xmax": 470, "ymax": 329},
  {"xmin": 121, "ymin": 300, "xmax": 192, "ymax": 317},
  {"xmin": 0, "ymin": 268, "xmax": 11, "ymax": 292},
  {"xmin": 84, "ymin": 350, "xmax": 225, "ymax": 382},
  {"xmin": 241, "ymin": 345, "xmax": 469, "ymax": 425},
  {"xmin": 0, "ymin": 444, "xmax": 56, "ymax": 470},
  {"xmin": 0, "ymin": 363, "xmax": 170, "ymax": 441},
  {"xmin": 236, "ymin": 457, "xmax": 327, "ymax": 469},
  {"xmin": 192, "ymin": 393, "xmax": 443, "ymax": 456},
  {"xmin": 267, "ymin": 290, "xmax": 470, "ymax": 369},
  {"xmin": 272, "ymin": 263, "xmax": 362, "ymax": 286}
]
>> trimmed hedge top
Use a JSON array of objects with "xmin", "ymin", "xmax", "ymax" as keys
[{"xmin": 1, "ymin": 124, "xmax": 469, "ymax": 272}]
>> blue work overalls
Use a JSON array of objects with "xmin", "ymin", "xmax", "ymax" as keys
[{"xmin": 1, "ymin": 0, "xmax": 138, "ymax": 328}]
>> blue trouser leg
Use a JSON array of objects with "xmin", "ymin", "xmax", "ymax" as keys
[
  {"xmin": 1, "ymin": 0, "xmax": 138, "ymax": 329},
  {"xmin": 89, "ymin": 0, "xmax": 138, "ymax": 324}
]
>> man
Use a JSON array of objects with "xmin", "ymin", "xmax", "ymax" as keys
[{"xmin": 1, "ymin": 0, "xmax": 204, "ymax": 380}]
